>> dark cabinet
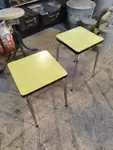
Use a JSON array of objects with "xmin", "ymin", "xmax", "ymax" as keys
[
  {"xmin": 3, "ymin": 0, "xmax": 11, "ymax": 7},
  {"xmin": 0, "ymin": 0, "xmax": 5, "ymax": 8}
]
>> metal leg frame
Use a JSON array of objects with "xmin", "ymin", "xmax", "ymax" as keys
[
  {"xmin": 63, "ymin": 78, "xmax": 68, "ymax": 107},
  {"xmin": 27, "ymin": 96, "xmax": 39, "ymax": 127},
  {"xmin": 11, "ymin": 48, "xmax": 18, "ymax": 60},
  {"xmin": 56, "ymin": 43, "xmax": 61, "ymax": 61},
  {"xmin": 92, "ymin": 45, "xmax": 99, "ymax": 77},
  {"xmin": 20, "ymin": 38, "xmax": 38, "ymax": 51},
  {"xmin": 11, "ymin": 27, "xmax": 38, "ymax": 60},
  {"xmin": 74, "ymin": 54, "xmax": 77, "ymax": 62},
  {"xmin": 19, "ymin": 44, "xmax": 27, "ymax": 57},
  {"xmin": 71, "ymin": 55, "xmax": 79, "ymax": 91}
]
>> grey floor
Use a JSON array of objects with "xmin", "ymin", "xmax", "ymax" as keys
[{"xmin": 0, "ymin": 25, "xmax": 113, "ymax": 150}]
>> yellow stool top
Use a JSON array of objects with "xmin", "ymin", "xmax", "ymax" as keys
[
  {"xmin": 8, "ymin": 51, "xmax": 67, "ymax": 96},
  {"xmin": 56, "ymin": 26, "xmax": 104, "ymax": 53}
]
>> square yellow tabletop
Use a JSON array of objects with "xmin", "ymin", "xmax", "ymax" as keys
[
  {"xmin": 56, "ymin": 26, "xmax": 104, "ymax": 53},
  {"xmin": 8, "ymin": 51, "xmax": 67, "ymax": 96}
]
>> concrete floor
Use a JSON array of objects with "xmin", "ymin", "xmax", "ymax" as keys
[{"xmin": 1, "ymin": 25, "xmax": 113, "ymax": 150}]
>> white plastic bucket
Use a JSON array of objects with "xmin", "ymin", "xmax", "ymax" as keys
[{"xmin": 67, "ymin": 0, "xmax": 96, "ymax": 28}]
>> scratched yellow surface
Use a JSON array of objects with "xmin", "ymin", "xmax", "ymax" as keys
[
  {"xmin": 56, "ymin": 26, "xmax": 104, "ymax": 52},
  {"xmin": 8, "ymin": 51, "xmax": 67, "ymax": 96}
]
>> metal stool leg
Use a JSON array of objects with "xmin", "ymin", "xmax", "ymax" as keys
[
  {"xmin": 74, "ymin": 54, "xmax": 77, "ymax": 62},
  {"xmin": 71, "ymin": 55, "xmax": 79, "ymax": 91},
  {"xmin": 13, "ymin": 26, "xmax": 38, "ymax": 52},
  {"xmin": 92, "ymin": 46, "xmax": 99, "ymax": 77},
  {"xmin": 63, "ymin": 78, "xmax": 68, "ymax": 107},
  {"xmin": 19, "ymin": 44, "xmax": 27, "ymax": 57},
  {"xmin": 20, "ymin": 38, "xmax": 38, "ymax": 51},
  {"xmin": 56, "ymin": 43, "xmax": 61, "ymax": 61},
  {"xmin": 27, "ymin": 96, "xmax": 39, "ymax": 127},
  {"xmin": 10, "ymin": 47, "xmax": 18, "ymax": 61}
]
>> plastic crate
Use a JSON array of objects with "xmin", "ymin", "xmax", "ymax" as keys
[
  {"xmin": 18, "ymin": 7, "xmax": 40, "ymax": 31},
  {"xmin": 40, "ymin": 4, "xmax": 60, "ymax": 26}
]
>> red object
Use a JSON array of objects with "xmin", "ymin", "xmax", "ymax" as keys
[{"xmin": 1, "ymin": 34, "xmax": 15, "ymax": 53}]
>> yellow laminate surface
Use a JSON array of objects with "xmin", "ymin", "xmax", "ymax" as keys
[
  {"xmin": 8, "ymin": 51, "xmax": 67, "ymax": 96},
  {"xmin": 56, "ymin": 26, "xmax": 104, "ymax": 53}
]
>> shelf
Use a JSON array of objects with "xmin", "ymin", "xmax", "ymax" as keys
[{"xmin": 12, "ymin": 0, "xmax": 40, "ymax": 7}]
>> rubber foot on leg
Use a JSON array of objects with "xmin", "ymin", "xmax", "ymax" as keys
[
  {"xmin": 36, "ymin": 125, "xmax": 39, "ymax": 128},
  {"xmin": 70, "ymin": 89, "xmax": 73, "ymax": 92},
  {"xmin": 65, "ymin": 104, "xmax": 68, "ymax": 107}
]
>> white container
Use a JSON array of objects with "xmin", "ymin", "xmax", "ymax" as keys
[
  {"xmin": 94, "ymin": 0, "xmax": 113, "ymax": 17},
  {"xmin": 99, "ymin": 23, "xmax": 113, "ymax": 52},
  {"xmin": 67, "ymin": 0, "xmax": 96, "ymax": 28},
  {"xmin": 82, "ymin": 18, "xmax": 97, "ymax": 30}
]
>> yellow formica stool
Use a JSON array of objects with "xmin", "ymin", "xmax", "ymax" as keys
[
  {"xmin": 56, "ymin": 26, "xmax": 104, "ymax": 90},
  {"xmin": 8, "ymin": 51, "xmax": 68, "ymax": 127}
]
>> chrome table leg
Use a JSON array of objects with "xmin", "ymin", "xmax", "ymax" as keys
[
  {"xmin": 56, "ymin": 43, "xmax": 61, "ymax": 61},
  {"xmin": 92, "ymin": 46, "xmax": 99, "ymax": 77},
  {"xmin": 71, "ymin": 55, "xmax": 79, "ymax": 91},
  {"xmin": 63, "ymin": 78, "xmax": 68, "ymax": 107},
  {"xmin": 27, "ymin": 96, "xmax": 39, "ymax": 127}
]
